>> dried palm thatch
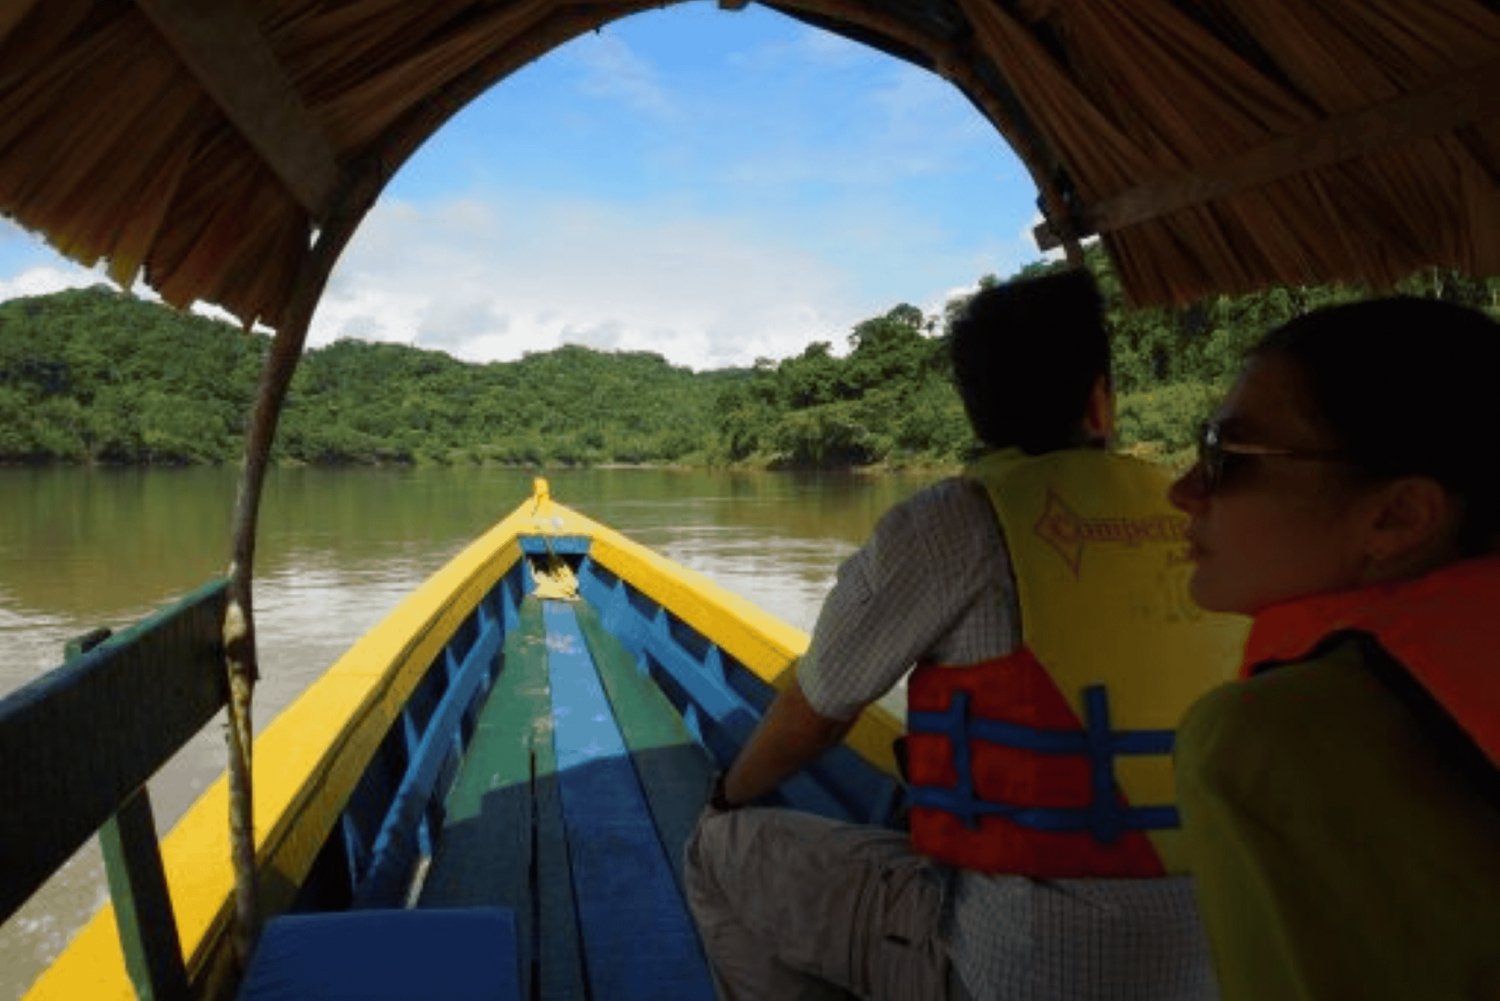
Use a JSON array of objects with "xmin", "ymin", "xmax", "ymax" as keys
[{"xmin": 1, "ymin": 0, "xmax": 1495, "ymax": 328}]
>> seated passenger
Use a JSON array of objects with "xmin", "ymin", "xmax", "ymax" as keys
[
  {"xmin": 1168, "ymin": 297, "xmax": 1500, "ymax": 1000},
  {"xmin": 685, "ymin": 269, "xmax": 1248, "ymax": 1001}
]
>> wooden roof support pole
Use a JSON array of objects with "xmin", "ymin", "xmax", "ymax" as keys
[{"xmin": 222, "ymin": 158, "xmax": 388, "ymax": 971}]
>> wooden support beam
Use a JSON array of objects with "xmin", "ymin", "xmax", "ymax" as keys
[
  {"xmin": 134, "ymin": 0, "xmax": 340, "ymax": 220},
  {"xmin": 101, "ymin": 789, "xmax": 190, "ymax": 1001},
  {"xmin": 1036, "ymin": 58, "xmax": 1500, "ymax": 248}
]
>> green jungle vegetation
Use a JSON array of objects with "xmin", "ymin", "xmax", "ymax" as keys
[{"xmin": 1, "ymin": 246, "xmax": 1495, "ymax": 469}]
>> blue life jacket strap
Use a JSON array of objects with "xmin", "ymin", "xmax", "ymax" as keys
[{"xmin": 906, "ymin": 686, "xmax": 1178, "ymax": 841}]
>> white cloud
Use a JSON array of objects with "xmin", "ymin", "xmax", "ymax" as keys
[
  {"xmin": 0, "ymin": 257, "xmax": 264, "ymax": 331},
  {"xmin": 0, "ymin": 263, "xmax": 102, "ymax": 301},
  {"xmin": 1, "ymin": 188, "xmax": 1034, "ymax": 372},
  {"xmin": 869, "ymin": 69, "xmax": 993, "ymax": 173},
  {"xmin": 930, "ymin": 281, "xmax": 982, "ymax": 316},
  {"xmin": 310, "ymin": 195, "xmax": 864, "ymax": 371},
  {"xmin": 566, "ymin": 32, "xmax": 677, "ymax": 120},
  {"xmin": 795, "ymin": 26, "xmax": 869, "ymax": 67}
]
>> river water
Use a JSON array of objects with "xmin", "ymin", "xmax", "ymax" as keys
[{"xmin": 0, "ymin": 464, "xmax": 939, "ymax": 998}]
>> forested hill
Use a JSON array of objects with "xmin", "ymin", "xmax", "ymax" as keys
[
  {"xmin": 2, "ymin": 255, "xmax": 1495, "ymax": 468},
  {"xmin": 0, "ymin": 287, "xmax": 264, "ymax": 465},
  {"xmin": 0, "ymin": 286, "xmax": 733, "ymax": 466}
]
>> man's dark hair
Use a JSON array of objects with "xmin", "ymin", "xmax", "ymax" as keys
[{"xmin": 949, "ymin": 269, "xmax": 1111, "ymax": 454}]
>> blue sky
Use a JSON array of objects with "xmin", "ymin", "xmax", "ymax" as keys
[{"xmin": 0, "ymin": 2, "xmax": 1045, "ymax": 371}]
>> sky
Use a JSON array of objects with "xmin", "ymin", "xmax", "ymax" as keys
[{"xmin": 0, "ymin": 2, "xmax": 1046, "ymax": 372}]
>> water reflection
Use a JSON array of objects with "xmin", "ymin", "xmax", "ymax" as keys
[{"xmin": 0, "ymin": 465, "xmax": 940, "ymax": 997}]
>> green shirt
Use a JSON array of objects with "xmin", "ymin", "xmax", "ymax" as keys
[{"xmin": 1176, "ymin": 637, "xmax": 1500, "ymax": 1000}]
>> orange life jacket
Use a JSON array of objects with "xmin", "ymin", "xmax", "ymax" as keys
[
  {"xmin": 905, "ymin": 449, "xmax": 1248, "ymax": 877},
  {"xmin": 1241, "ymin": 555, "xmax": 1500, "ymax": 767}
]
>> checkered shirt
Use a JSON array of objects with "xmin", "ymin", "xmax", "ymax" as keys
[{"xmin": 798, "ymin": 476, "xmax": 1217, "ymax": 1001}]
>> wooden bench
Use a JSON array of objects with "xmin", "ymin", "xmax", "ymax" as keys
[{"xmin": 0, "ymin": 579, "xmax": 231, "ymax": 1000}]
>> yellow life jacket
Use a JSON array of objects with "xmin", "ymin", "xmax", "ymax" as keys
[{"xmin": 905, "ymin": 448, "xmax": 1248, "ymax": 876}]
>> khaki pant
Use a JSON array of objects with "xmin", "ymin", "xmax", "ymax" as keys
[{"xmin": 684, "ymin": 807, "xmax": 965, "ymax": 1001}]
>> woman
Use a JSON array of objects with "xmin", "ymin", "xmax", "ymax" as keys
[{"xmin": 1167, "ymin": 297, "xmax": 1500, "ymax": 1000}]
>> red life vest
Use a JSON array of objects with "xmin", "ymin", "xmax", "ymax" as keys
[
  {"xmin": 907, "ymin": 649, "xmax": 1180, "ymax": 877},
  {"xmin": 1241, "ymin": 555, "xmax": 1500, "ymax": 768},
  {"xmin": 905, "ymin": 449, "xmax": 1248, "ymax": 877}
]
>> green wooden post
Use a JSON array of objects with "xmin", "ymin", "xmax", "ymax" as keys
[
  {"xmin": 99, "ymin": 790, "xmax": 190, "ymax": 1001},
  {"xmin": 67, "ymin": 629, "xmax": 190, "ymax": 1001}
]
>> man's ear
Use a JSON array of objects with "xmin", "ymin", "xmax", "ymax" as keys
[
  {"xmin": 1082, "ymin": 375, "xmax": 1115, "ymax": 443},
  {"xmin": 1363, "ymin": 477, "xmax": 1462, "ymax": 576}
]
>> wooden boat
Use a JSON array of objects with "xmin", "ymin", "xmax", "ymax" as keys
[
  {"xmin": 1, "ymin": 1, "xmax": 1495, "ymax": 998},
  {"xmin": 7, "ymin": 478, "xmax": 904, "ymax": 1000}
]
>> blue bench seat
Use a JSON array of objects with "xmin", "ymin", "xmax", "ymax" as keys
[{"xmin": 238, "ymin": 906, "xmax": 520, "ymax": 1001}]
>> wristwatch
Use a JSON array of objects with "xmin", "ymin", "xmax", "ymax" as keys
[{"xmin": 709, "ymin": 772, "xmax": 740, "ymax": 812}]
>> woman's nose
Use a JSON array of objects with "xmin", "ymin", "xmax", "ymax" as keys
[{"xmin": 1169, "ymin": 465, "xmax": 1208, "ymax": 513}]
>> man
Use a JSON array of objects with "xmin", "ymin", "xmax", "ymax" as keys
[{"xmin": 684, "ymin": 269, "xmax": 1247, "ymax": 1000}]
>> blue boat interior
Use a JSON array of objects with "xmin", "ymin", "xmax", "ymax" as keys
[{"xmin": 241, "ymin": 535, "xmax": 904, "ymax": 1000}]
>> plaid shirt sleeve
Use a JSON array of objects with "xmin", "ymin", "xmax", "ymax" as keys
[{"xmin": 797, "ymin": 477, "xmax": 1017, "ymax": 720}]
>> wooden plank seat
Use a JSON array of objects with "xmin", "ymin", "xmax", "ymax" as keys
[
  {"xmin": 418, "ymin": 596, "xmax": 717, "ymax": 1001},
  {"xmin": 237, "ymin": 907, "xmax": 521, "ymax": 1001}
]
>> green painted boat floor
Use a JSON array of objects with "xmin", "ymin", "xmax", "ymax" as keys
[{"xmin": 418, "ymin": 595, "xmax": 714, "ymax": 998}]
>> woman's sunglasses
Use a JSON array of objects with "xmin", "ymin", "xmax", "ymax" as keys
[{"xmin": 1195, "ymin": 419, "xmax": 1344, "ymax": 493}]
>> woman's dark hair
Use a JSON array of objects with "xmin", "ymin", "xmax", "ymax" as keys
[
  {"xmin": 949, "ymin": 269, "xmax": 1111, "ymax": 454},
  {"xmin": 1252, "ymin": 297, "xmax": 1500, "ymax": 553}
]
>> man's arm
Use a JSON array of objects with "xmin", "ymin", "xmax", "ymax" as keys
[
  {"xmin": 718, "ymin": 675, "xmax": 855, "ymax": 807},
  {"xmin": 714, "ymin": 479, "xmax": 1005, "ymax": 808}
]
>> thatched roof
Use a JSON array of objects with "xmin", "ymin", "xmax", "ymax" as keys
[{"xmin": 2, "ymin": 0, "xmax": 1496, "ymax": 331}]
